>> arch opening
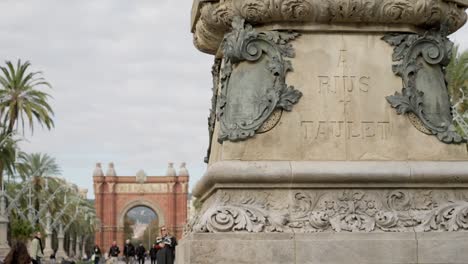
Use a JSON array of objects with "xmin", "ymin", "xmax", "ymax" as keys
[{"xmin": 123, "ymin": 205, "xmax": 159, "ymax": 250}]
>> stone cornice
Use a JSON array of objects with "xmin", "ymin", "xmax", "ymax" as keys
[
  {"xmin": 193, "ymin": 161, "xmax": 468, "ymax": 199},
  {"xmin": 191, "ymin": 0, "xmax": 468, "ymax": 54}
]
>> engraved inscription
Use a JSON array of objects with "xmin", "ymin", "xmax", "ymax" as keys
[
  {"xmin": 302, "ymin": 121, "xmax": 391, "ymax": 140},
  {"xmin": 301, "ymin": 49, "xmax": 391, "ymax": 142},
  {"xmin": 318, "ymin": 75, "xmax": 371, "ymax": 94}
]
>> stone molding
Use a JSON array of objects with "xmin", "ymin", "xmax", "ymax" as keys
[
  {"xmin": 193, "ymin": 161, "xmax": 468, "ymax": 198},
  {"xmin": 191, "ymin": 0, "xmax": 468, "ymax": 54},
  {"xmin": 186, "ymin": 188, "xmax": 468, "ymax": 234}
]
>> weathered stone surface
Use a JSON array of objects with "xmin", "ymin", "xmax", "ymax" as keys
[
  {"xmin": 417, "ymin": 232, "xmax": 468, "ymax": 263},
  {"xmin": 191, "ymin": 0, "xmax": 468, "ymax": 54},
  {"xmin": 193, "ymin": 161, "xmax": 468, "ymax": 197},
  {"xmin": 187, "ymin": 0, "xmax": 468, "ymax": 263},
  {"xmin": 207, "ymin": 32, "xmax": 468, "ymax": 164},
  {"xmin": 177, "ymin": 232, "xmax": 468, "ymax": 264}
]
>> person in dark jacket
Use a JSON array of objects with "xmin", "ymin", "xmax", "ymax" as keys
[
  {"xmin": 135, "ymin": 243, "xmax": 146, "ymax": 264},
  {"xmin": 91, "ymin": 245, "xmax": 101, "ymax": 264},
  {"xmin": 123, "ymin": 239, "xmax": 136, "ymax": 264},
  {"xmin": 149, "ymin": 244, "xmax": 157, "ymax": 264},
  {"xmin": 155, "ymin": 227, "xmax": 177, "ymax": 264},
  {"xmin": 108, "ymin": 241, "xmax": 120, "ymax": 264}
]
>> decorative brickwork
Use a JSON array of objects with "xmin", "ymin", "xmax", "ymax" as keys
[{"xmin": 93, "ymin": 164, "xmax": 189, "ymax": 251}]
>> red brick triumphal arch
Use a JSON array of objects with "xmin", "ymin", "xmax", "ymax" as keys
[{"xmin": 93, "ymin": 162, "xmax": 189, "ymax": 250}]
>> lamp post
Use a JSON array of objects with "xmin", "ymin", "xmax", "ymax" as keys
[
  {"xmin": 0, "ymin": 191, "xmax": 10, "ymax": 258},
  {"xmin": 43, "ymin": 211, "xmax": 54, "ymax": 260}
]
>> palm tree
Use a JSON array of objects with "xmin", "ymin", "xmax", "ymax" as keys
[
  {"xmin": 0, "ymin": 59, "xmax": 55, "ymax": 188},
  {"xmin": 15, "ymin": 152, "xmax": 60, "ymax": 182},
  {"xmin": 0, "ymin": 60, "xmax": 54, "ymax": 134},
  {"xmin": 14, "ymin": 152, "xmax": 61, "ymax": 227},
  {"xmin": 446, "ymin": 45, "xmax": 468, "ymax": 114}
]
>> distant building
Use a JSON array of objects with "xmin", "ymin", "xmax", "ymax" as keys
[{"xmin": 93, "ymin": 162, "xmax": 189, "ymax": 250}]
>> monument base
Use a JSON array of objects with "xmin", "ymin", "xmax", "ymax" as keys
[
  {"xmin": 177, "ymin": 232, "xmax": 468, "ymax": 264},
  {"xmin": 179, "ymin": 161, "xmax": 468, "ymax": 264}
]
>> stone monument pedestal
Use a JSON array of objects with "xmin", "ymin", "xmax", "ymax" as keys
[
  {"xmin": 181, "ymin": 0, "xmax": 468, "ymax": 263},
  {"xmin": 179, "ymin": 233, "xmax": 468, "ymax": 264},
  {"xmin": 179, "ymin": 161, "xmax": 468, "ymax": 263}
]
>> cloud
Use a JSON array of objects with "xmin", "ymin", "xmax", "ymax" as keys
[
  {"xmin": 0, "ymin": 2, "xmax": 466, "ymax": 198},
  {"xmin": 0, "ymin": 0, "xmax": 213, "ymax": 196}
]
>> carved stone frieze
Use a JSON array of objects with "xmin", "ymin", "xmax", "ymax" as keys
[
  {"xmin": 383, "ymin": 29, "xmax": 467, "ymax": 143},
  {"xmin": 216, "ymin": 17, "xmax": 302, "ymax": 142},
  {"xmin": 192, "ymin": 0, "xmax": 468, "ymax": 54},
  {"xmin": 185, "ymin": 189, "xmax": 468, "ymax": 234}
]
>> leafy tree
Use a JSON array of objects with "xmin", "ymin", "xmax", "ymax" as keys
[
  {"xmin": 447, "ymin": 45, "xmax": 468, "ymax": 114},
  {"xmin": 15, "ymin": 152, "xmax": 60, "ymax": 181},
  {"xmin": 9, "ymin": 216, "xmax": 34, "ymax": 242},
  {"xmin": 123, "ymin": 216, "xmax": 135, "ymax": 242},
  {"xmin": 141, "ymin": 218, "xmax": 159, "ymax": 249}
]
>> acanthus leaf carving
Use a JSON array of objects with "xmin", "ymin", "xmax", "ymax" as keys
[
  {"xmin": 416, "ymin": 201, "xmax": 468, "ymax": 232},
  {"xmin": 382, "ymin": 29, "xmax": 467, "ymax": 144},
  {"xmin": 185, "ymin": 189, "xmax": 468, "ymax": 234},
  {"xmin": 217, "ymin": 17, "xmax": 302, "ymax": 142}
]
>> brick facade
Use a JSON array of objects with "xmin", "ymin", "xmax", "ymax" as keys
[{"xmin": 93, "ymin": 173, "xmax": 189, "ymax": 251}]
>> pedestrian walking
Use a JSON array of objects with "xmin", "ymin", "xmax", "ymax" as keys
[
  {"xmin": 123, "ymin": 239, "xmax": 136, "ymax": 264},
  {"xmin": 91, "ymin": 244, "xmax": 102, "ymax": 264},
  {"xmin": 136, "ymin": 243, "xmax": 146, "ymax": 264},
  {"xmin": 3, "ymin": 240, "xmax": 31, "ymax": 264},
  {"xmin": 108, "ymin": 241, "xmax": 120, "ymax": 264},
  {"xmin": 149, "ymin": 244, "xmax": 157, "ymax": 264},
  {"xmin": 31, "ymin": 231, "xmax": 44, "ymax": 264}
]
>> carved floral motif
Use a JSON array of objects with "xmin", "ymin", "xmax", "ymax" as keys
[
  {"xmin": 193, "ymin": 0, "xmax": 468, "ymax": 54},
  {"xmin": 380, "ymin": 0, "xmax": 415, "ymax": 21},
  {"xmin": 240, "ymin": 0, "xmax": 270, "ymax": 22},
  {"xmin": 281, "ymin": 0, "xmax": 315, "ymax": 20},
  {"xmin": 383, "ymin": 29, "xmax": 467, "ymax": 143},
  {"xmin": 327, "ymin": 0, "xmax": 375, "ymax": 21},
  {"xmin": 185, "ymin": 189, "xmax": 468, "ymax": 234}
]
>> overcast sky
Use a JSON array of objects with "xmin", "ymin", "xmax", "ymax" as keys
[{"xmin": 0, "ymin": 1, "xmax": 467, "ymax": 198}]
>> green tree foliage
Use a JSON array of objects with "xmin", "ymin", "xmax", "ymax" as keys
[
  {"xmin": 0, "ymin": 60, "xmax": 54, "ymax": 134},
  {"xmin": 9, "ymin": 216, "xmax": 34, "ymax": 242},
  {"xmin": 5, "ymin": 152, "xmax": 95, "ymax": 243},
  {"xmin": 15, "ymin": 152, "xmax": 60, "ymax": 181},
  {"xmin": 140, "ymin": 218, "xmax": 159, "ymax": 249},
  {"xmin": 123, "ymin": 216, "xmax": 135, "ymax": 242},
  {"xmin": 447, "ymin": 45, "xmax": 468, "ymax": 114}
]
